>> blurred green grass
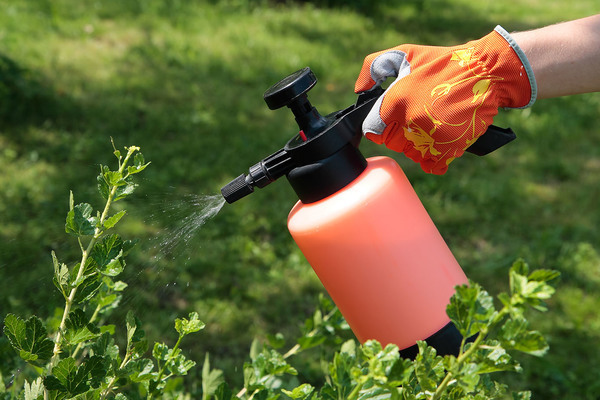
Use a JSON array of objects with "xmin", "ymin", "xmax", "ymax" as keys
[{"xmin": 1, "ymin": 0, "xmax": 599, "ymax": 398}]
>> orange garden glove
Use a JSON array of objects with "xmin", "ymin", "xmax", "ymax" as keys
[{"xmin": 355, "ymin": 26, "xmax": 537, "ymax": 174}]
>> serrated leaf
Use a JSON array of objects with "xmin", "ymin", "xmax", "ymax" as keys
[
  {"xmin": 471, "ymin": 340, "xmax": 521, "ymax": 374},
  {"xmin": 52, "ymin": 251, "xmax": 69, "ymax": 297},
  {"xmin": 24, "ymin": 377, "xmax": 44, "ymax": 400},
  {"xmin": 100, "ymin": 258, "xmax": 124, "ymax": 277},
  {"xmin": 447, "ymin": 282, "xmax": 496, "ymax": 338},
  {"xmin": 104, "ymin": 170, "xmax": 124, "ymax": 186},
  {"xmin": 91, "ymin": 234, "xmax": 123, "ymax": 268},
  {"xmin": 104, "ymin": 210, "xmax": 126, "ymax": 229},
  {"xmin": 63, "ymin": 309, "xmax": 101, "ymax": 345},
  {"xmin": 91, "ymin": 332, "xmax": 119, "ymax": 360},
  {"xmin": 414, "ymin": 341, "xmax": 444, "ymax": 392},
  {"xmin": 97, "ymin": 169, "xmax": 110, "ymax": 200},
  {"xmin": 113, "ymin": 181, "xmax": 137, "ymax": 202},
  {"xmin": 174, "ymin": 312, "xmax": 205, "ymax": 337},
  {"xmin": 498, "ymin": 318, "xmax": 548, "ymax": 356},
  {"xmin": 3, "ymin": 314, "xmax": 53, "ymax": 364},
  {"xmin": 127, "ymin": 153, "xmax": 150, "ymax": 175},
  {"xmin": 65, "ymin": 203, "xmax": 96, "ymax": 236},
  {"xmin": 126, "ymin": 358, "xmax": 155, "ymax": 382},
  {"xmin": 153, "ymin": 342, "xmax": 170, "ymax": 362},
  {"xmin": 166, "ymin": 353, "xmax": 196, "ymax": 375},
  {"xmin": 126, "ymin": 311, "xmax": 145, "ymax": 349},
  {"xmin": 73, "ymin": 274, "xmax": 102, "ymax": 304},
  {"xmin": 46, "ymin": 356, "xmax": 107, "ymax": 396},
  {"xmin": 202, "ymin": 353, "xmax": 225, "ymax": 398},
  {"xmin": 282, "ymin": 383, "xmax": 315, "ymax": 399}
]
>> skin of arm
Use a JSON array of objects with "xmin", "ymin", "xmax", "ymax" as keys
[{"xmin": 511, "ymin": 14, "xmax": 600, "ymax": 99}]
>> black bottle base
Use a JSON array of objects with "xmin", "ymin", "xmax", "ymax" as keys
[{"xmin": 398, "ymin": 321, "xmax": 473, "ymax": 360}]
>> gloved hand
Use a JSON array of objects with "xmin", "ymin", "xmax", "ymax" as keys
[{"xmin": 355, "ymin": 26, "xmax": 537, "ymax": 174}]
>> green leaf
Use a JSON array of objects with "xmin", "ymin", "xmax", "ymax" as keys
[
  {"xmin": 202, "ymin": 353, "xmax": 225, "ymax": 398},
  {"xmin": 327, "ymin": 341, "xmax": 356, "ymax": 399},
  {"xmin": 513, "ymin": 391, "xmax": 532, "ymax": 400},
  {"xmin": 63, "ymin": 309, "xmax": 101, "ymax": 346},
  {"xmin": 127, "ymin": 152, "xmax": 150, "ymax": 175},
  {"xmin": 174, "ymin": 312, "xmax": 205, "ymax": 337},
  {"xmin": 104, "ymin": 170, "xmax": 124, "ymax": 186},
  {"xmin": 97, "ymin": 167, "xmax": 111, "ymax": 200},
  {"xmin": 282, "ymin": 384, "xmax": 315, "ymax": 399},
  {"xmin": 153, "ymin": 342, "xmax": 170, "ymax": 362},
  {"xmin": 498, "ymin": 318, "xmax": 549, "ymax": 356},
  {"xmin": 126, "ymin": 358, "xmax": 156, "ymax": 382},
  {"xmin": 414, "ymin": 341, "xmax": 444, "ymax": 392},
  {"xmin": 113, "ymin": 180, "xmax": 137, "ymax": 201},
  {"xmin": 45, "ymin": 356, "xmax": 107, "ymax": 396},
  {"xmin": 91, "ymin": 234, "xmax": 123, "ymax": 268},
  {"xmin": 24, "ymin": 377, "xmax": 44, "ymax": 400},
  {"xmin": 52, "ymin": 251, "xmax": 69, "ymax": 297},
  {"xmin": 213, "ymin": 382, "xmax": 234, "ymax": 400},
  {"xmin": 469, "ymin": 340, "xmax": 521, "ymax": 374},
  {"xmin": 3, "ymin": 314, "xmax": 53, "ymax": 364},
  {"xmin": 126, "ymin": 311, "xmax": 145, "ymax": 350},
  {"xmin": 509, "ymin": 263, "xmax": 560, "ymax": 312},
  {"xmin": 90, "ymin": 332, "xmax": 120, "ymax": 360},
  {"xmin": 104, "ymin": 210, "xmax": 126, "ymax": 229},
  {"xmin": 297, "ymin": 334, "xmax": 327, "ymax": 350},
  {"xmin": 166, "ymin": 353, "xmax": 196, "ymax": 375},
  {"xmin": 65, "ymin": 203, "xmax": 96, "ymax": 236},
  {"xmin": 72, "ymin": 273, "xmax": 102, "ymax": 304},
  {"xmin": 446, "ymin": 282, "xmax": 496, "ymax": 338},
  {"xmin": 266, "ymin": 333, "xmax": 285, "ymax": 349}
]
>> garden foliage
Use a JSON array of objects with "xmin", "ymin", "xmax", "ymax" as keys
[{"xmin": 1, "ymin": 143, "xmax": 559, "ymax": 399}]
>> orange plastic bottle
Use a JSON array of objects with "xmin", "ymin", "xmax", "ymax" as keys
[
  {"xmin": 221, "ymin": 67, "xmax": 479, "ymax": 357},
  {"xmin": 287, "ymin": 156, "xmax": 468, "ymax": 354}
]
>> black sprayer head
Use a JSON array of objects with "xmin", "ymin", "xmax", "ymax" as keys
[
  {"xmin": 220, "ymin": 67, "xmax": 518, "ymax": 204},
  {"xmin": 221, "ymin": 67, "xmax": 383, "ymax": 204}
]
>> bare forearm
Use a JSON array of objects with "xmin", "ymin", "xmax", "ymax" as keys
[{"xmin": 512, "ymin": 15, "xmax": 600, "ymax": 99}]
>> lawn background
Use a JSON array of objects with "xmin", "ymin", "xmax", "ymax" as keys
[{"xmin": 1, "ymin": 0, "xmax": 599, "ymax": 398}]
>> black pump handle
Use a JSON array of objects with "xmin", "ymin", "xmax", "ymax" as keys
[{"xmin": 466, "ymin": 125, "xmax": 516, "ymax": 156}]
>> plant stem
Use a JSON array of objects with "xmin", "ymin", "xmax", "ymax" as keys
[
  {"xmin": 147, "ymin": 335, "xmax": 184, "ymax": 400},
  {"xmin": 101, "ymin": 348, "xmax": 133, "ymax": 400},
  {"xmin": 429, "ymin": 308, "xmax": 510, "ymax": 400},
  {"xmin": 50, "ymin": 148, "xmax": 137, "ymax": 367},
  {"xmin": 236, "ymin": 307, "xmax": 339, "ymax": 398}
]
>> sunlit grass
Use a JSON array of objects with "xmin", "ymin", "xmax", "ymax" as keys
[{"xmin": 1, "ymin": 0, "xmax": 599, "ymax": 398}]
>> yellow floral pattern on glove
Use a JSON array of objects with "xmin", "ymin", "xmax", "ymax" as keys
[{"xmin": 404, "ymin": 47, "xmax": 503, "ymax": 159}]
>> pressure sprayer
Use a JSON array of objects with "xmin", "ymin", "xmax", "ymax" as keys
[{"xmin": 220, "ymin": 68, "xmax": 516, "ymax": 358}]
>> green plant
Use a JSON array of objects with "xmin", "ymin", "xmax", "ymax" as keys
[
  {"xmin": 200, "ymin": 260, "xmax": 559, "ymax": 400},
  {"xmin": 1, "ymin": 141, "xmax": 204, "ymax": 399},
  {"xmin": 0, "ymin": 140, "xmax": 560, "ymax": 399}
]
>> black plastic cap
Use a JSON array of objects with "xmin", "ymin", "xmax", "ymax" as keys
[
  {"xmin": 263, "ymin": 67, "xmax": 317, "ymax": 110},
  {"xmin": 221, "ymin": 174, "xmax": 254, "ymax": 204}
]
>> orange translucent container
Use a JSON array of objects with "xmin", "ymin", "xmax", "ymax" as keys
[{"xmin": 287, "ymin": 156, "xmax": 468, "ymax": 350}]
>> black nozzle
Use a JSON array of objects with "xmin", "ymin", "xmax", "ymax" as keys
[
  {"xmin": 221, "ymin": 149, "xmax": 295, "ymax": 204},
  {"xmin": 221, "ymin": 174, "xmax": 253, "ymax": 204}
]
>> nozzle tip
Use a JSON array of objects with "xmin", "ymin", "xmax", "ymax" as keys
[{"xmin": 221, "ymin": 174, "xmax": 254, "ymax": 204}]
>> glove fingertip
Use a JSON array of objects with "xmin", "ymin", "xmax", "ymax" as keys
[
  {"xmin": 364, "ymin": 131, "xmax": 385, "ymax": 145},
  {"xmin": 354, "ymin": 76, "xmax": 377, "ymax": 93}
]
